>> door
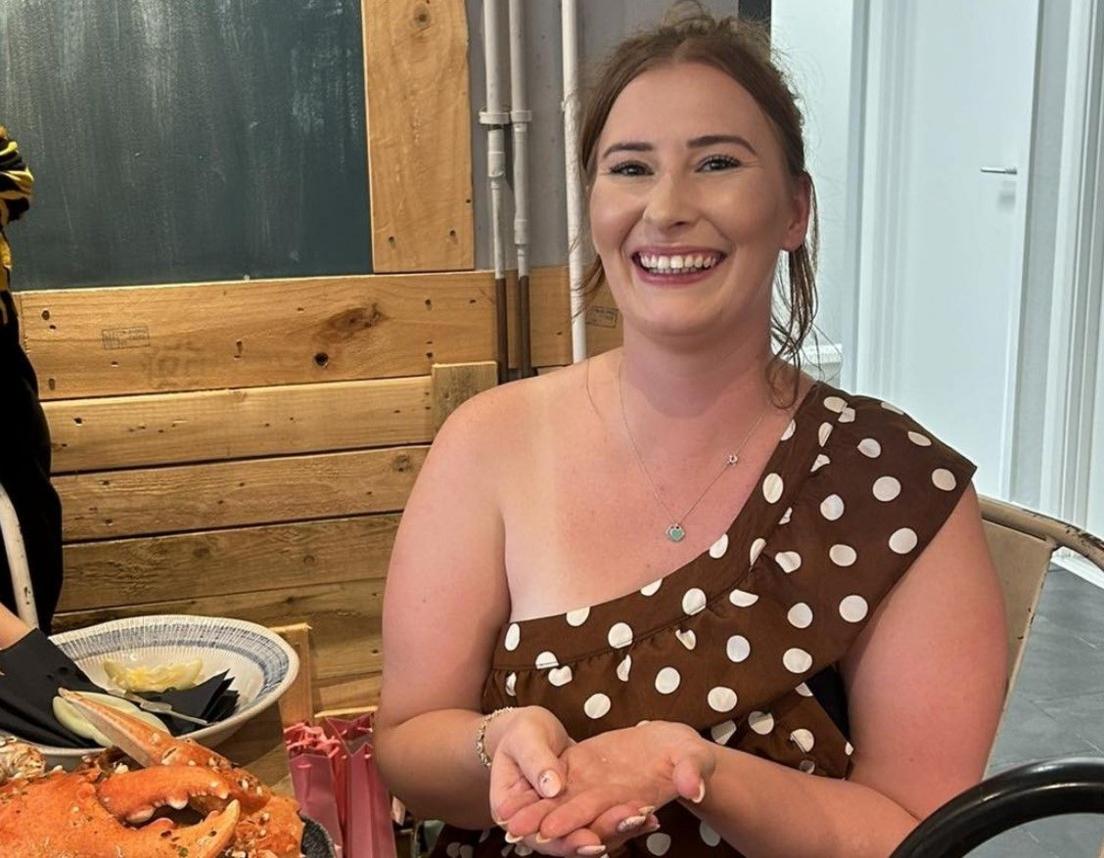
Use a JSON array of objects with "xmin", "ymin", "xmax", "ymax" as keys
[{"xmin": 855, "ymin": 0, "xmax": 1039, "ymax": 499}]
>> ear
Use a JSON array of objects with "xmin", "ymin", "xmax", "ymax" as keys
[{"xmin": 781, "ymin": 172, "xmax": 813, "ymax": 252}]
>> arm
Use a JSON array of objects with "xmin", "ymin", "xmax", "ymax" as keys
[
  {"xmin": 684, "ymin": 484, "xmax": 1008, "ymax": 856},
  {"xmin": 0, "ymin": 602, "xmax": 30, "ymax": 648},
  {"xmin": 374, "ymin": 390, "xmax": 570, "ymax": 831}
]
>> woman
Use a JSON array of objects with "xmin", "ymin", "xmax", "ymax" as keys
[{"xmin": 376, "ymin": 9, "xmax": 1007, "ymax": 857}]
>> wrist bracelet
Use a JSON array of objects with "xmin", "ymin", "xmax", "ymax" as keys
[{"xmin": 475, "ymin": 707, "xmax": 516, "ymax": 768}]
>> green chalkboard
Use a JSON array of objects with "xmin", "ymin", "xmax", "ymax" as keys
[{"xmin": 0, "ymin": 0, "xmax": 372, "ymax": 291}]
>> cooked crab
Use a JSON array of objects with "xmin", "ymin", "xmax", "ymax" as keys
[{"xmin": 0, "ymin": 689, "xmax": 303, "ymax": 857}]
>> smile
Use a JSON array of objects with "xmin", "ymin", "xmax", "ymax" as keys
[{"xmin": 632, "ymin": 251, "xmax": 726, "ymax": 275}]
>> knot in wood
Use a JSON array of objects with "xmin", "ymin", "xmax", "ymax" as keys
[
  {"xmin": 325, "ymin": 304, "xmax": 385, "ymax": 341},
  {"xmin": 392, "ymin": 454, "xmax": 412, "ymax": 472}
]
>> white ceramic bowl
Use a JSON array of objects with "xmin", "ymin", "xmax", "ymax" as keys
[{"xmin": 35, "ymin": 614, "xmax": 298, "ymax": 768}]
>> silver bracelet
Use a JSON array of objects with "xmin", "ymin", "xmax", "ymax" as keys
[{"xmin": 475, "ymin": 707, "xmax": 516, "ymax": 768}]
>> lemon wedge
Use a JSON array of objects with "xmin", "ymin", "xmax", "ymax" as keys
[{"xmin": 102, "ymin": 658, "xmax": 204, "ymax": 693}]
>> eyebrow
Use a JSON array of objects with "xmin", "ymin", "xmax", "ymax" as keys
[{"xmin": 600, "ymin": 134, "xmax": 758, "ymax": 160}]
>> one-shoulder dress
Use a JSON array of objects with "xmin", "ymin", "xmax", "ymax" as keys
[{"xmin": 430, "ymin": 382, "xmax": 976, "ymax": 858}]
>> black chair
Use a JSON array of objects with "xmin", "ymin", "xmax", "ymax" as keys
[{"xmin": 891, "ymin": 756, "xmax": 1104, "ymax": 857}]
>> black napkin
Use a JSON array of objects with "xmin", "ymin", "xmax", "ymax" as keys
[{"xmin": 0, "ymin": 629, "xmax": 238, "ymax": 748}]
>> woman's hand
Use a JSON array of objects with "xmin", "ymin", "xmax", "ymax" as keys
[{"xmin": 499, "ymin": 721, "xmax": 716, "ymax": 852}]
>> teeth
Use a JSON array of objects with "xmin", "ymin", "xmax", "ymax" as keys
[{"xmin": 638, "ymin": 252, "xmax": 720, "ymax": 273}]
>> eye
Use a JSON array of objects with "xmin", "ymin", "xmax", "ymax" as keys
[
  {"xmin": 699, "ymin": 154, "xmax": 742, "ymax": 172},
  {"xmin": 605, "ymin": 160, "xmax": 652, "ymax": 177}
]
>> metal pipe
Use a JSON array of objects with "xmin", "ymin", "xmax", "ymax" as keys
[
  {"xmin": 481, "ymin": 0, "xmax": 510, "ymax": 382},
  {"xmin": 562, "ymin": 0, "xmax": 588, "ymax": 363},
  {"xmin": 0, "ymin": 483, "xmax": 38, "ymax": 629},
  {"xmin": 509, "ymin": 0, "xmax": 533, "ymax": 378}
]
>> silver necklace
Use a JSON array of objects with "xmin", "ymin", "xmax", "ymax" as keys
[{"xmin": 617, "ymin": 361, "xmax": 769, "ymax": 543}]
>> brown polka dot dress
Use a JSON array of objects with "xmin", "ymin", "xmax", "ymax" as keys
[{"xmin": 431, "ymin": 382, "xmax": 976, "ymax": 858}]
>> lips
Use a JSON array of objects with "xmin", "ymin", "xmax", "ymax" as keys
[{"xmin": 630, "ymin": 249, "xmax": 728, "ymax": 283}]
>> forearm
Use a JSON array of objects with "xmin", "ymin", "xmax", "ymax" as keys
[
  {"xmin": 688, "ymin": 745, "xmax": 918, "ymax": 857},
  {"xmin": 0, "ymin": 603, "xmax": 30, "ymax": 648},
  {"xmin": 375, "ymin": 708, "xmax": 495, "ymax": 829}
]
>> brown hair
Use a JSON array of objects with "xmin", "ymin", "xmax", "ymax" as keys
[{"xmin": 577, "ymin": 3, "xmax": 820, "ymax": 405}]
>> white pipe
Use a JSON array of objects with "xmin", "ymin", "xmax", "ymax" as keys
[
  {"xmin": 508, "ymin": 0, "xmax": 530, "ymax": 279},
  {"xmin": 481, "ymin": 0, "xmax": 509, "ymax": 280},
  {"xmin": 0, "ymin": 483, "xmax": 38, "ymax": 630},
  {"xmin": 562, "ymin": 0, "xmax": 588, "ymax": 363}
]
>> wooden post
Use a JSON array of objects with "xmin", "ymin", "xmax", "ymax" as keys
[
  {"xmin": 272, "ymin": 622, "xmax": 314, "ymax": 727},
  {"xmin": 430, "ymin": 361, "xmax": 499, "ymax": 434}
]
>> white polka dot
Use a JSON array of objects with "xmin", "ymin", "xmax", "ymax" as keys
[
  {"xmin": 820, "ymin": 494, "xmax": 845, "ymax": 520},
  {"xmin": 799, "ymin": 760, "xmax": 817, "ymax": 774},
  {"xmin": 504, "ymin": 623, "xmax": 520, "ymax": 651},
  {"xmin": 775, "ymin": 551, "xmax": 802, "ymax": 573},
  {"xmin": 708, "ymin": 687, "xmax": 738, "ymax": 712},
  {"xmin": 479, "ymin": 830, "xmax": 490, "ymax": 843},
  {"xmin": 790, "ymin": 728, "xmax": 815, "ymax": 753},
  {"xmin": 839, "ymin": 594, "xmax": 869, "ymax": 623},
  {"xmin": 889, "ymin": 527, "xmax": 918, "ymax": 554},
  {"xmin": 787, "ymin": 602, "xmax": 813, "ymax": 629},
  {"xmin": 710, "ymin": 720, "xmax": 736, "ymax": 744},
  {"xmin": 548, "ymin": 665, "xmax": 573, "ymax": 687},
  {"xmin": 726, "ymin": 635, "xmax": 751, "ymax": 662},
  {"xmin": 750, "ymin": 537, "xmax": 766, "ymax": 564},
  {"xmin": 829, "ymin": 544, "xmax": 857, "ymax": 567},
  {"xmin": 783, "ymin": 647, "xmax": 813, "ymax": 674},
  {"xmin": 505, "ymin": 672, "xmax": 517, "ymax": 696},
  {"xmin": 459, "ymin": 847, "xmax": 474, "ymax": 858},
  {"xmin": 655, "ymin": 667, "xmax": 681, "ymax": 694},
  {"xmin": 811, "ymin": 453, "xmax": 831, "ymax": 472},
  {"xmin": 908, "ymin": 431, "xmax": 932, "ymax": 447},
  {"xmin": 873, "ymin": 476, "xmax": 901, "ymax": 502},
  {"xmin": 839, "ymin": 406, "xmax": 856, "ymax": 423},
  {"xmin": 700, "ymin": 821, "xmax": 721, "ymax": 847},
  {"xmin": 682, "ymin": 588, "xmax": 708, "ymax": 616},
  {"xmin": 446, "ymin": 843, "xmax": 460, "ymax": 857},
  {"xmin": 514, "ymin": 846, "xmax": 533, "ymax": 857},
  {"xmin": 845, "ymin": 742, "xmax": 854, "ymax": 756},
  {"xmin": 608, "ymin": 622, "xmax": 634, "ymax": 648},
  {"xmin": 708, "ymin": 533, "xmax": 729, "ymax": 559},
  {"xmin": 535, "ymin": 651, "xmax": 558, "ymax": 669},
  {"xmin": 933, "ymin": 468, "xmax": 957, "ymax": 491},
  {"xmin": 779, "ymin": 506, "xmax": 793, "ymax": 525},
  {"xmin": 729, "ymin": 588, "xmax": 759, "ymax": 607},
  {"xmin": 858, "ymin": 438, "xmax": 881, "ymax": 458},
  {"xmin": 566, "ymin": 607, "xmax": 590, "ymax": 627},
  {"xmin": 780, "ymin": 419, "xmax": 796, "ymax": 441},
  {"xmin": 824, "ymin": 395, "xmax": 847, "ymax": 413},
  {"xmin": 762, "ymin": 472, "xmax": 784, "ymax": 503},
  {"xmin": 646, "ymin": 832, "xmax": 672, "ymax": 856},
  {"xmin": 675, "ymin": 629, "xmax": 697, "ymax": 650},
  {"xmin": 640, "ymin": 578, "xmax": 662, "ymax": 596},
  {"xmin": 616, "ymin": 654, "xmax": 632, "ymax": 682},
  {"xmin": 818, "ymin": 422, "xmax": 834, "ymax": 447},
  {"xmin": 795, "ymin": 682, "xmax": 813, "ymax": 697},
  {"xmin": 584, "ymin": 693, "xmax": 611, "ymax": 719},
  {"xmin": 881, "ymin": 401, "xmax": 904, "ymax": 414},
  {"xmin": 748, "ymin": 710, "xmax": 774, "ymax": 735}
]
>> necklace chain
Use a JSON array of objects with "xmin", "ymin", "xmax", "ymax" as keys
[{"xmin": 617, "ymin": 360, "xmax": 769, "ymax": 543}]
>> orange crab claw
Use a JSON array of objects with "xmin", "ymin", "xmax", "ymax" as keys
[{"xmin": 59, "ymin": 688, "xmax": 183, "ymax": 768}]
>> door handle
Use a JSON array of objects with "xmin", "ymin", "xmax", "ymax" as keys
[{"xmin": 980, "ymin": 166, "xmax": 1019, "ymax": 175}]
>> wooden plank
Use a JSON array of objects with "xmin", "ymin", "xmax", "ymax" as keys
[
  {"xmin": 58, "ymin": 514, "xmax": 398, "ymax": 612},
  {"xmin": 54, "ymin": 579, "xmax": 384, "ymax": 683},
  {"xmin": 19, "ymin": 266, "xmax": 616, "ymax": 400},
  {"xmin": 430, "ymin": 361, "xmax": 499, "ymax": 432},
  {"xmin": 56, "ymin": 447, "xmax": 425, "ymax": 541},
  {"xmin": 218, "ymin": 702, "xmax": 292, "ymax": 792},
  {"xmin": 363, "ymin": 0, "xmax": 474, "ymax": 272},
  {"xmin": 19, "ymin": 272, "xmax": 495, "ymax": 399},
  {"xmin": 44, "ymin": 376, "xmax": 433, "ymax": 473},
  {"xmin": 315, "ymin": 673, "xmax": 383, "ymax": 713},
  {"xmin": 272, "ymin": 623, "xmax": 314, "ymax": 728}
]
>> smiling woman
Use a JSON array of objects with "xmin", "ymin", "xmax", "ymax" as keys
[{"xmin": 374, "ymin": 7, "xmax": 1007, "ymax": 858}]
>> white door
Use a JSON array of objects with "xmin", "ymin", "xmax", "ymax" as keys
[{"xmin": 855, "ymin": 0, "xmax": 1039, "ymax": 499}]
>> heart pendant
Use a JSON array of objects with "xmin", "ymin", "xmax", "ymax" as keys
[{"xmin": 666, "ymin": 523, "xmax": 686, "ymax": 542}]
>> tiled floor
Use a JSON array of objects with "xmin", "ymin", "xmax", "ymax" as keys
[{"xmin": 975, "ymin": 568, "xmax": 1104, "ymax": 857}]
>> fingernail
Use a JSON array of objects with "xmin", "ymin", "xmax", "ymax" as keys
[
  {"xmin": 505, "ymin": 832, "xmax": 523, "ymax": 844},
  {"xmin": 538, "ymin": 769, "xmax": 562, "ymax": 798},
  {"xmin": 535, "ymin": 833, "xmax": 553, "ymax": 844},
  {"xmin": 645, "ymin": 823, "xmax": 661, "ymax": 834},
  {"xmin": 577, "ymin": 847, "xmax": 606, "ymax": 856},
  {"xmin": 637, "ymin": 805, "xmax": 656, "ymax": 816},
  {"xmin": 616, "ymin": 815, "xmax": 647, "ymax": 833},
  {"xmin": 692, "ymin": 781, "xmax": 706, "ymax": 804}
]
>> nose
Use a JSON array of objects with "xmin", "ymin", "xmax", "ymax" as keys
[{"xmin": 642, "ymin": 171, "xmax": 696, "ymax": 231}]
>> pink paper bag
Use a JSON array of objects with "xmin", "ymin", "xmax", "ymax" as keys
[{"xmin": 322, "ymin": 712, "xmax": 398, "ymax": 858}]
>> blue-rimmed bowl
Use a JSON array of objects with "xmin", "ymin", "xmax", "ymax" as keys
[{"xmin": 37, "ymin": 614, "xmax": 298, "ymax": 767}]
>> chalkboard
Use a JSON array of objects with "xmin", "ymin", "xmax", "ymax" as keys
[{"xmin": 0, "ymin": 0, "xmax": 372, "ymax": 291}]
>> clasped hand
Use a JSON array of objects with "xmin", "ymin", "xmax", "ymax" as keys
[{"xmin": 488, "ymin": 707, "xmax": 716, "ymax": 856}]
